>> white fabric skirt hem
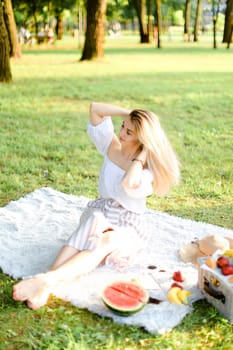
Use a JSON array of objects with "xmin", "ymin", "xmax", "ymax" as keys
[{"xmin": 66, "ymin": 200, "xmax": 145, "ymax": 269}]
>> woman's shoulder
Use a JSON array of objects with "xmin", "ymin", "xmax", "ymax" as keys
[{"xmin": 87, "ymin": 117, "xmax": 115, "ymax": 156}]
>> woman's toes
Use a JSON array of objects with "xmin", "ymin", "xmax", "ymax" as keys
[
  {"xmin": 12, "ymin": 286, "xmax": 26, "ymax": 301},
  {"xmin": 27, "ymin": 292, "xmax": 50, "ymax": 310}
]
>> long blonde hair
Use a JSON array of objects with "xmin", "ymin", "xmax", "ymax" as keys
[{"xmin": 130, "ymin": 109, "xmax": 180, "ymax": 196}]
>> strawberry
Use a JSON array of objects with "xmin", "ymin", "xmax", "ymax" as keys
[
  {"xmin": 170, "ymin": 282, "xmax": 183, "ymax": 289},
  {"xmin": 221, "ymin": 265, "xmax": 233, "ymax": 276},
  {"xmin": 217, "ymin": 256, "xmax": 230, "ymax": 268},
  {"xmin": 172, "ymin": 271, "xmax": 185, "ymax": 282}
]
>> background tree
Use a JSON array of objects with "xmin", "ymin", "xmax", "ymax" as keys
[
  {"xmin": 223, "ymin": 0, "xmax": 233, "ymax": 46},
  {"xmin": 155, "ymin": 0, "xmax": 162, "ymax": 48},
  {"xmin": 107, "ymin": 0, "xmax": 131, "ymax": 28},
  {"xmin": 212, "ymin": 0, "xmax": 221, "ymax": 48},
  {"xmin": 122, "ymin": 0, "xmax": 137, "ymax": 30},
  {"xmin": 0, "ymin": 0, "xmax": 12, "ymax": 82},
  {"xmin": 81, "ymin": 0, "xmax": 108, "ymax": 60},
  {"xmin": 133, "ymin": 0, "xmax": 150, "ymax": 42},
  {"xmin": 13, "ymin": 0, "xmax": 77, "ymax": 41},
  {"xmin": 76, "ymin": 0, "xmax": 85, "ymax": 48},
  {"xmin": 12, "ymin": 0, "xmax": 48, "ymax": 38},
  {"xmin": 50, "ymin": 0, "xmax": 77, "ymax": 40},
  {"xmin": 184, "ymin": 0, "xmax": 191, "ymax": 40},
  {"xmin": 194, "ymin": 0, "xmax": 202, "ymax": 41},
  {"xmin": 51, "ymin": 1, "xmax": 63, "ymax": 39},
  {"xmin": 4, "ymin": 0, "xmax": 21, "ymax": 57}
]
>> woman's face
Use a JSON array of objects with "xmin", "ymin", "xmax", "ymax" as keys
[{"xmin": 119, "ymin": 116, "xmax": 140, "ymax": 148}]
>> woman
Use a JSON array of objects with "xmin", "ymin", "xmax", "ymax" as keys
[{"xmin": 13, "ymin": 102, "xmax": 180, "ymax": 309}]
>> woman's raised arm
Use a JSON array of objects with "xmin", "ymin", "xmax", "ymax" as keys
[{"xmin": 89, "ymin": 102, "xmax": 130, "ymax": 125}]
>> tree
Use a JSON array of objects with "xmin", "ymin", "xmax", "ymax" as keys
[
  {"xmin": 54, "ymin": 7, "xmax": 63, "ymax": 40},
  {"xmin": 81, "ymin": 0, "xmax": 108, "ymax": 60},
  {"xmin": 223, "ymin": 0, "xmax": 233, "ymax": 46},
  {"xmin": 4, "ymin": 0, "xmax": 21, "ymax": 57},
  {"xmin": 194, "ymin": 0, "xmax": 202, "ymax": 41},
  {"xmin": 13, "ymin": 0, "xmax": 77, "ymax": 41},
  {"xmin": 107, "ymin": 0, "xmax": 132, "ymax": 25},
  {"xmin": 12, "ymin": 0, "xmax": 48, "ymax": 38},
  {"xmin": 212, "ymin": 0, "xmax": 221, "ymax": 48},
  {"xmin": 184, "ymin": 0, "xmax": 191, "ymax": 41},
  {"xmin": 0, "ymin": 0, "xmax": 12, "ymax": 82},
  {"xmin": 155, "ymin": 0, "xmax": 162, "ymax": 48},
  {"xmin": 133, "ymin": 0, "xmax": 150, "ymax": 42},
  {"xmin": 51, "ymin": 0, "xmax": 77, "ymax": 40}
]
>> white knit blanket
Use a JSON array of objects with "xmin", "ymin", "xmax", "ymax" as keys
[{"xmin": 1, "ymin": 187, "xmax": 232, "ymax": 334}]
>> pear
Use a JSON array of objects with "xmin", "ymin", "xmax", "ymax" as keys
[
  {"xmin": 223, "ymin": 249, "xmax": 233, "ymax": 258},
  {"xmin": 167, "ymin": 287, "xmax": 182, "ymax": 305},
  {"xmin": 177, "ymin": 289, "xmax": 192, "ymax": 304}
]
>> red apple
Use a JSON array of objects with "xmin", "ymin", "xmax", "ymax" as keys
[
  {"xmin": 221, "ymin": 265, "xmax": 233, "ymax": 276},
  {"xmin": 172, "ymin": 271, "xmax": 185, "ymax": 282},
  {"xmin": 217, "ymin": 256, "xmax": 230, "ymax": 268}
]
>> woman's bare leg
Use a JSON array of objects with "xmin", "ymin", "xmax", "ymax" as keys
[
  {"xmin": 12, "ymin": 245, "xmax": 79, "ymax": 309},
  {"xmin": 12, "ymin": 230, "xmax": 118, "ymax": 309},
  {"xmin": 50, "ymin": 246, "xmax": 79, "ymax": 270}
]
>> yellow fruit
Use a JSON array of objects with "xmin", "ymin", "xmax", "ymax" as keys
[
  {"xmin": 228, "ymin": 276, "xmax": 233, "ymax": 283},
  {"xmin": 167, "ymin": 287, "xmax": 182, "ymax": 305},
  {"xmin": 206, "ymin": 257, "xmax": 216, "ymax": 269},
  {"xmin": 177, "ymin": 289, "xmax": 192, "ymax": 304},
  {"xmin": 223, "ymin": 249, "xmax": 233, "ymax": 258}
]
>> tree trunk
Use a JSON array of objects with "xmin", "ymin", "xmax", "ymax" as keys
[
  {"xmin": 0, "ymin": 1, "xmax": 12, "ymax": 83},
  {"xmin": 4, "ymin": 0, "xmax": 21, "ymax": 58},
  {"xmin": 194, "ymin": 0, "xmax": 202, "ymax": 42},
  {"xmin": 29, "ymin": 0, "xmax": 38, "ymax": 37},
  {"xmin": 212, "ymin": 0, "xmax": 221, "ymax": 49},
  {"xmin": 147, "ymin": 0, "xmax": 152, "ymax": 41},
  {"xmin": 223, "ymin": 0, "xmax": 233, "ymax": 44},
  {"xmin": 213, "ymin": 17, "xmax": 217, "ymax": 48},
  {"xmin": 55, "ymin": 14, "xmax": 63, "ymax": 40},
  {"xmin": 81, "ymin": 0, "xmax": 107, "ymax": 60},
  {"xmin": 76, "ymin": 6, "xmax": 83, "ymax": 48},
  {"xmin": 184, "ymin": 0, "xmax": 191, "ymax": 41},
  {"xmin": 155, "ymin": 0, "xmax": 162, "ymax": 48},
  {"xmin": 134, "ymin": 0, "xmax": 149, "ymax": 43},
  {"xmin": 226, "ymin": 25, "xmax": 233, "ymax": 48}
]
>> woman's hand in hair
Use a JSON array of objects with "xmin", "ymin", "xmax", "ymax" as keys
[{"xmin": 121, "ymin": 147, "xmax": 148, "ymax": 190}]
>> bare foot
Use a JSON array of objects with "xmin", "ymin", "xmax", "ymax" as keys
[
  {"xmin": 12, "ymin": 274, "xmax": 51, "ymax": 309},
  {"xmin": 26, "ymin": 292, "xmax": 51, "ymax": 310}
]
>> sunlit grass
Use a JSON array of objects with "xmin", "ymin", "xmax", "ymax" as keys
[
  {"xmin": 3, "ymin": 34, "xmax": 232, "ymax": 228},
  {"xmin": 0, "ymin": 33, "xmax": 233, "ymax": 349}
]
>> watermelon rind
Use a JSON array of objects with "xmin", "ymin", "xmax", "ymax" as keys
[
  {"xmin": 101, "ymin": 281, "xmax": 149, "ymax": 317},
  {"xmin": 102, "ymin": 299, "xmax": 146, "ymax": 316}
]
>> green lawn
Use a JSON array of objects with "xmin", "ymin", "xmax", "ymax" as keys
[{"xmin": 0, "ymin": 33, "xmax": 233, "ymax": 349}]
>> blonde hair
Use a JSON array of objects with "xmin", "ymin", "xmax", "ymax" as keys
[{"xmin": 130, "ymin": 109, "xmax": 180, "ymax": 196}]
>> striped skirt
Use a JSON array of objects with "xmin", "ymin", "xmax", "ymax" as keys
[{"xmin": 66, "ymin": 198, "xmax": 148, "ymax": 268}]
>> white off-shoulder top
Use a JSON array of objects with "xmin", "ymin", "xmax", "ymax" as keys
[{"xmin": 87, "ymin": 117, "xmax": 153, "ymax": 214}]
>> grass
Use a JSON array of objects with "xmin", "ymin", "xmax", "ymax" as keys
[{"xmin": 0, "ymin": 33, "xmax": 233, "ymax": 349}]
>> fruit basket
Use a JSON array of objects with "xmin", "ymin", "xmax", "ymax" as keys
[{"xmin": 198, "ymin": 251, "xmax": 233, "ymax": 323}]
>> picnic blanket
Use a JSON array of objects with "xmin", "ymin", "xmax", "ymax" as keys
[{"xmin": 1, "ymin": 187, "xmax": 232, "ymax": 334}]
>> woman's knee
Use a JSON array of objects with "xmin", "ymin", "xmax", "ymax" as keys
[{"xmin": 100, "ymin": 229, "xmax": 121, "ymax": 252}]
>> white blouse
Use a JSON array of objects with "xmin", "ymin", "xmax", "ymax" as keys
[{"xmin": 87, "ymin": 117, "xmax": 153, "ymax": 214}]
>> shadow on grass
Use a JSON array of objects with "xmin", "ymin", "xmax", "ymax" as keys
[
  {"xmin": 7, "ymin": 71, "xmax": 233, "ymax": 102},
  {"xmin": 105, "ymin": 45, "xmax": 232, "ymax": 55},
  {"xmin": 22, "ymin": 48, "xmax": 81, "ymax": 56},
  {"xmin": 21, "ymin": 44, "xmax": 232, "ymax": 57}
]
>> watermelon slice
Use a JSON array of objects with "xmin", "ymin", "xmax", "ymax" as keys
[{"xmin": 102, "ymin": 281, "xmax": 149, "ymax": 316}]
